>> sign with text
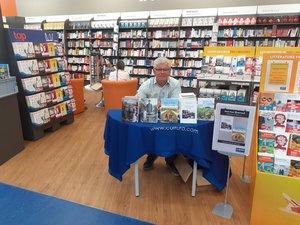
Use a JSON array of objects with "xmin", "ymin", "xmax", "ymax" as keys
[
  {"xmin": 204, "ymin": 46, "xmax": 255, "ymax": 57},
  {"xmin": 218, "ymin": 6, "xmax": 257, "ymax": 16},
  {"xmin": 260, "ymin": 53, "xmax": 300, "ymax": 93},
  {"xmin": 255, "ymin": 47, "xmax": 300, "ymax": 57},
  {"xmin": 8, "ymin": 28, "xmax": 58, "ymax": 43},
  {"xmin": 257, "ymin": 4, "xmax": 300, "ymax": 14},
  {"xmin": 212, "ymin": 103, "xmax": 256, "ymax": 156},
  {"xmin": 182, "ymin": 8, "xmax": 217, "ymax": 17}
]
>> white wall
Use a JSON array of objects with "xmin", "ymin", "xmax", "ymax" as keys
[{"xmin": 16, "ymin": 0, "xmax": 300, "ymax": 16}]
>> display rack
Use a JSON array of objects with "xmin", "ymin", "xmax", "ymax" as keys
[
  {"xmin": 65, "ymin": 17, "xmax": 91, "ymax": 83},
  {"xmin": 250, "ymin": 52, "xmax": 300, "ymax": 225},
  {"xmin": 118, "ymin": 11, "xmax": 150, "ymax": 79},
  {"xmin": 91, "ymin": 13, "xmax": 120, "ymax": 81},
  {"xmin": 6, "ymin": 28, "xmax": 75, "ymax": 140}
]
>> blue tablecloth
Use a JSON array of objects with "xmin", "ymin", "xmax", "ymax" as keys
[{"xmin": 104, "ymin": 110, "xmax": 229, "ymax": 191}]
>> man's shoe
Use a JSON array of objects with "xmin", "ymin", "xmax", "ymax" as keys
[
  {"xmin": 143, "ymin": 156, "xmax": 157, "ymax": 170},
  {"xmin": 166, "ymin": 162, "xmax": 180, "ymax": 176}
]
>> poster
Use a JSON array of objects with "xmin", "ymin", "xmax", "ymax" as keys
[
  {"xmin": 264, "ymin": 60, "xmax": 293, "ymax": 92},
  {"xmin": 212, "ymin": 103, "xmax": 256, "ymax": 156}
]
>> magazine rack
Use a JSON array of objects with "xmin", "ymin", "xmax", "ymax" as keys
[
  {"xmin": 5, "ymin": 28, "xmax": 75, "ymax": 140},
  {"xmin": 250, "ymin": 53, "xmax": 300, "ymax": 225}
]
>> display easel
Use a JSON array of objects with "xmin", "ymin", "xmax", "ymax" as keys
[{"xmin": 212, "ymin": 103, "xmax": 256, "ymax": 219}]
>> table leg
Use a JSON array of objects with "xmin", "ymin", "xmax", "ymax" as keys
[
  {"xmin": 134, "ymin": 161, "xmax": 139, "ymax": 197},
  {"xmin": 192, "ymin": 161, "xmax": 197, "ymax": 197}
]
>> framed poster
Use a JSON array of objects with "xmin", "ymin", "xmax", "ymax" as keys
[{"xmin": 212, "ymin": 103, "xmax": 256, "ymax": 156}]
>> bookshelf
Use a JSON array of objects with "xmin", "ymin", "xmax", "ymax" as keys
[
  {"xmin": 91, "ymin": 14, "xmax": 120, "ymax": 82},
  {"xmin": 65, "ymin": 18, "xmax": 91, "ymax": 82},
  {"xmin": 118, "ymin": 16, "xmax": 149, "ymax": 78},
  {"xmin": 6, "ymin": 28, "xmax": 75, "ymax": 140}
]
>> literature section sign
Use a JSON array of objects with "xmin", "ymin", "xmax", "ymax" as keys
[
  {"xmin": 260, "ymin": 53, "xmax": 300, "ymax": 93},
  {"xmin": 212, "ymin": 103, "xmax": 256, "ymax": 156},
  {"xmin": 250, "ymin": 52, "xmax": 300, "ymax": 225}
]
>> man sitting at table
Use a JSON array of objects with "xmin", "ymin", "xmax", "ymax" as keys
[{"xmin": 137, "ymin": 56, "xmax": 181, "ymax": 176}]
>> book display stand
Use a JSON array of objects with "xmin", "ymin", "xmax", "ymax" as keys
[
  {"xmin": 250, "ymin": 53, "xmax": 300, "ymax": 225},
  {"xmin": 5, "ymin": 28, "xmax": 75, "ymax": 140}
]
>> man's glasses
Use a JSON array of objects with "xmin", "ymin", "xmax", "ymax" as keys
[{"xmin": 154, "ymin": 68, "xmax": 170, "ymax": 72}]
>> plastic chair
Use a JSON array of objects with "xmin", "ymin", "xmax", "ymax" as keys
[{"xmin": 101, "ymin": 79, "xmax": 138, "ymax": 114}]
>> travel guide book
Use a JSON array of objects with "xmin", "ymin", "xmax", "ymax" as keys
[
  {"xmin": 197, "ymin": 97, "xmax": 215, "ymax": 121},
  {"xmin": 140, "ymin": 98, "xmax": 158, "ymax": 123},
  {"xmin": 160, "ymin": 98, "xmax": 179, "ymax": 123}
]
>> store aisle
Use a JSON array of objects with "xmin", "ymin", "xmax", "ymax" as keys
[{"xmin": 0, "ymin": 89, "xmax": 251, "ymax": 225}]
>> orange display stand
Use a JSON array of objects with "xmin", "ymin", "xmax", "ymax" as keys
[
  {"xmin": 70, "ymin": 78, "xmax": 85, "ymax": 114},
  {"xmin": 250, "ymin": 54, "xmax": 300, "ymax": 225}
]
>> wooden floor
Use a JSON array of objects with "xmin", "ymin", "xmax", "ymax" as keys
[{"xmin": 0, "ymin": 88, "xmax": 252, "ymax": 225}]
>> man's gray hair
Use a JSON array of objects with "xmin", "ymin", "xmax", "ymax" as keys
[{"xmin": 153, "ymin": 57, "xmax": 171, "ymax": 69}]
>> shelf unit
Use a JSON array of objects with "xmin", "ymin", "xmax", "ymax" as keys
[
  {"xmin": 65, "ymin": 19, "xmax": 91, "ymax": 82},
  {"xmin": 90, "ymin": 16, "xmax": 119, "ymax": 82},
  {"xmin": 6, "ymin": 28, "xmax": 75, "ymax": 140},
  {"xmin": 118, "ymin": 18, "xmax": 149, "ymax": 77},
  {"xmin": 19, "ymin": 6, "xmax": 299, "ymax": 100}
]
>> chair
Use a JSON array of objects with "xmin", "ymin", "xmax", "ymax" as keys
[{"xmin": 102, "ymin": 79, "xmax": 138, "ymax": 114}]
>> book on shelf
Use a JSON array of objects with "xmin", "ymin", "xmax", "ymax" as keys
[
  {"xmin": 273, "ymin": 112, "xmax": 287, "ymax": 133},
  {"xmin": 288, "ymin": 159, "xmax": 300, "ymax": 178},
  {"xmin": 66, "ymin": 99, "xmax": 77, "ymax": 113},
  {"xmin": 47, "ymin": 43, "xmax": 55, "ymax": 57},
  {"xmin": 197, "ymin": 97, "xmax": 215, "ymax": 121},
  {"xmin": 273, "ymin": 93, "xmax": 288, "ymax": 112},
  {"xmin": 62, "ymin": 85, "xmax": 74, "ymax": 100},
  {"xmin": 12, "ymin": 42, "xmax": 35, "ymax": 59},
  {"xmin": 179, "ymin": 93, "xmax": 197, "ymax": 124},
  {"xmin": 59, "ymin": 102, "xmax": 68, "ymax": 117},
  {"xmin": 160, "ymin": 98, "xmax": 179, "ymax": 123},
  {"xmin": 49, "ymin": 58, "xmax": 58, "ymax": 72},
  {"xmin": 51, "ymin": 73, "xmax": 61, "ymax": 88},
  {"xmin": 25, "ymin": 92, "xmax": 47, "ymax": 110},
  {"xmin": 259, "ymin": 92, "xmax": 274, "ymax": 111},
  {"xmin": 122, "ymin": 96, "xmax": 139, "ymax": 122},
  {"xmin": 286, "ymin": 94, "xmax": 300, "ymax": 113},
  {"xmin": 274, "ymin": 132, "xmax": 290, "ymax": 157},
  {"xmin": 40, "ymin": 43, "xmax": 49, "ymax": 57},
  {"xmin": 59, "ymin": 72, "xmax": 71, "ymax": 86},
  {"xmin": 21, "ymin": 76, "xmax": 43, "ymax": 93},
  {"xmin": 286, "ymin": 113, "xmax": 300, "ymax": 134},
  {"xmin": 17, "ymin": 60, "xmax": 39, "ymax": 77},
  {"xmin": 258, "ymin": 131, "xmax": 275, "ymax": 155},
  {"xmin": 287, "ymin": 133, "xmax": 300, "ymax": 157},
  {"xmin": 257, "ymin": 154, "xmax": 274, "ymax": 173},
  {"xmin": 30, "ymin": 108, "xmax": 51, "ymax": 126},
  {"xmin": 33, "ymin": 43, "xmax": 42, "ymax": 57},
  {"xmin": 274, "ymin": 156, "xmax": 290, "ymax": 176},
  {"xmin": 140, "ymin": 98, "xmax": 158, "ymax": 123},
  {"xmin": 37, "ymin": 60, "xmax": 45, "ymax": 73},
  {"xmin": 259, "ymin": 110, "xmax": 275, "ymax": 132},
  {"xmin": 54, "ymin": 43, "xmax": 64, "ymax": 56}
]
